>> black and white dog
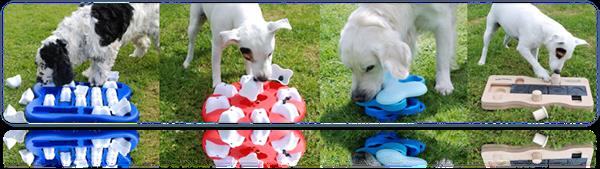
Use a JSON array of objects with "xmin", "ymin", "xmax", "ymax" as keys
[{"xmin": 35, "ymin": 3, "xmax": 159, "ymax": 86}]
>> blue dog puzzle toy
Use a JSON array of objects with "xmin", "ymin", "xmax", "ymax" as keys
[
  {"xmin": 362, "ymin": 98, "xmax": 426, "ymax": 122},
  {"xmin": 25, "ymin": 130, "xmax": 139, "ymax": 168},
  {"xmin": 376, "ymin": 73, "xmax": 427, "ymax": 105},
  {"xmin": 356, "ymin": 132, "xmax": 427, "ymax": 168},
  {"xmin": 25, "ymin": 82, "xmax": 139, "ymax": 123}
]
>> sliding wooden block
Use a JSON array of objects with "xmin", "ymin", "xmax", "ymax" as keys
[
  {"xmin": 481, "ymin": 75, "xmax": 593, "ymax": 111},
  {"xmin": 481, "ymin": 144, "xmax": 594, "ymax": 168}
]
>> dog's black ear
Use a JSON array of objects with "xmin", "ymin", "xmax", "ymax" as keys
[{"xmin": 51, "ymin": 40, "xmax": 74, "ymax": 86}]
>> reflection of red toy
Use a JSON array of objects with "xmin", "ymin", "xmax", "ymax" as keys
[
  {"xmin": 201, "ymin": 81, "xmax": 306, "ymax": 123},
  {"xmin": 202, "ymin": 130, "xmax": 306, "ymax": 168}
]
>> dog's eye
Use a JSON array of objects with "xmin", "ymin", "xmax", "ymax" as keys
[
  {"xmin": 240, "ymin": 47, "xmax": 251, "ymax": 54},
  {"xmin": 365, "ymin": 65, "xmax": 375, "ymax": 72}
]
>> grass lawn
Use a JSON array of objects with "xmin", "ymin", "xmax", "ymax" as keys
[
  {"xmin": 319, "ymin": 130, "xmax": 596, "ymax": 167},
  {"xmin": 2, "ymin": 130, "xmax": 160, "ymax": 167},
  {"xmin": 319, "ymin": 4, "xmax": 471, "ymax": 123},
  {"xmin": 159, "ymin": 130, "xmax": 321, "ymax": 167},
  {"xmin": 467, "ymin": 4, "xmax": 597, "ymax": 122},
  {"xmin": 2, "ymin": 4, "xmax": 160, "ymax": 122},
  {"xmin": 159, "ymin": 4, "xmax": 320, "ymax": 122}
]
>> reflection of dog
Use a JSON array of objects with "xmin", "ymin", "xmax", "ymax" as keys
[
  {"xmin": 479, "ymin": 4, "xmax": 588, "ymax": 81},
  {"xmin": 340, "ymin": 4, "xmax": 457, "ymax": 101},
  {"xmin": 184, "ymin": 4, "xmax": 292, "ymax": 87},
  {"xmin": 36, "ymin": 3, "xmax": 159, "ymax": 86}
]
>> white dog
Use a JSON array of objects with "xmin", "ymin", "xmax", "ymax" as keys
[
  {"xmin": 479, "ymin": 3, "xmax": 588, "ymax": 80},
  {"xmin": 339, "ymin": 4, "xmax": 457, "ymax": 101},
  {"xmin": 36, "ymin": 3, "xmax": 159, "ymax": 86},
  {"xmin": 183, "ymin": 3, "xmax": 292, "ymax": 87}
]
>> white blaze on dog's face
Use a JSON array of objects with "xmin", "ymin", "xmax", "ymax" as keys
[
  {"xmin": 220, "ymin": 18, "xmax": 291, "ymax": 82},
  {"xmin": 35, "ymin": 37, "xmax": 74, "ymax": 86},
  {"xmin": 546, "ymin": 34, "xmax": 588, "ymax": 74},
  {"xmin": 339, "ymin": 9, "xmax": 412, "ymax": 102}
]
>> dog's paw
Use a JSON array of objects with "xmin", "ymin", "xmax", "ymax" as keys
[
  {"xmin": 435, "ymin": 82, "xmax": 454, "ymax": 96},
  {"xmin": 88, "ymin": 72, "xmax": 108, "ymax": 87},
  {"xmin": 536, "ymin": 71, "xmax": 550, "ymax": 82},
  {"xmin": 477, "ymin": 60, "xmax": 486, "ymax": 66},
  {"xmin": 182, "ymin": 61, "xmax": 190, "ymax": 69}
]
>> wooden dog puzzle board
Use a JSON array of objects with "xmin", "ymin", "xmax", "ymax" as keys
[
  {"xmin": 481, "ymin": 144, "xmax": 594, "ymax": 168},
  {"xmin": 481, "ymin": 75, "xmax": 593, "ymax": 111}
]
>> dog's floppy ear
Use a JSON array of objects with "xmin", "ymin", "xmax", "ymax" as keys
[
  {"xmin": 219, "ymin": 28, "xmax": 240, "ymax": 46},
  {"xmin": 50, "ymin": 40, "xmax": 74, "ymax": 86},
  {"xmin": 574, "ymin": 37, "xmax": 589, "ymax": 46},
  {"xmin": 375, "ymin": 40, "xmax": 412, "ymax": 79},
  {"xmin": 267, "ymin": 18, "xmax": 292, "ymax": 33}
]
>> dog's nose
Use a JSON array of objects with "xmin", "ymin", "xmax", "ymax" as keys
[
  {"xmin": 255, "ymin": 75, "xmax": 269, "ymax": 82},
  {"xmin": 351, "ymin": 92, "xmax": 366, "ymax": 102},
  {"xmin": 553, "ymin": 69, "xmax": 561, "ymax": 74},
  {"xmin": 36, "ymin": 76, "xmax": 43, "ymax": 83}
]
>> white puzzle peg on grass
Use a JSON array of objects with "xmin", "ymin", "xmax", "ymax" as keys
[
  {"xmin": 43, "ymin": 147, "xmax": 55, "ymax": 160},
  {"xmin": 6, "ymin": 75, "xmax": 21, "ymax": 88},
  {"xmin": 59, "ymin": 87, "xmax": 71, "ymax": 102},
  {"xmin": 4, "ymin": 104, "xmax": 27, "ymax": 123},
  {"xmin": 276, "ymin": 88, "xmax": 301, "ymax": 102},
  {"xmin": 103, "ymin": 81, "xmax": 118, "ymax": 89},
  {"xmin": 271, "ymin": 64, "xmax": 293, "ymax": 85},
  {"xmin": 92, "ymin": 106, "xmax": 112, "ymax": 116},
  {"xmin": 111, "ymin": 98, "xmax": 132, "ymax": 116},
  {"xmin": 218, "ymin": 129, "xmax": 245, "ymax": 148},
  {"xmin": 19, "ymin": 88, "xmax": 35, "ymax": 105},
  {"xmin": 239, "ymin": 75, "xmax": 263, "ymax": 101},
  {"xmin": 92, "ymin": 138, "xmax": 111, "ymax": 148},
  {"xmin": 19, "ymin": 149, "xmax": 34, "ymax": 166},
  {"xmin": 205, "ymin": 96, "xmax": 231, "ymax": 114},
  {"xmin": 43, "ymin": 94, "xmax": 55, "ymax": 106},
  {"xmin": 214, "ymin": 83, "xmax": 238, "ymax": 98},
  {"xmin": 60, "ymin": 152, "xmax": 72, "ymax": 167},
  {"xmin": 271, "ymin": 131, "xmax": 299, "ymax": 154},
  {"xmin": 271, "ymin": 100, "xmax": 299, "ymax": 122},
  {"xmin": 91, "ymin": 147, "xmax": 103, "ymax": 167},
  {"xmin": 533, "ymin": 133, "xmax": 548, "ymax": 148},
  {"xmin": 91, "ymin": 87, "xmax": 103, "ymax": 106},
  {"xmin": 205, "ymin": 140, "xmax": 230, "ymax": 158},
  {"xmin": 106, "ymin": 88, "xmax": 119, "ymax": 106},
  {"xmin": 532, "ymin": 107, "xmax": 548, "ymax": 121},
  {"xmin": 3, "ymin": 130, "xmax": 27, "ymax": 150}
]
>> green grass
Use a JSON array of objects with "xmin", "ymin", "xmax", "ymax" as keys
[
  {"xmin": 159, "ymin": 130, "xmax": 321, "ymax": 167},
  {"xmin": 467, "ymin": 4, "xmax": 597, "ymax": 122},
  {"xmin": 2, "ymin": 130, "xmax": 160, "ymax": 167},
  {"xmin": 319, "ymin": 4, "xmax": 471, "ymax": 123},
  {"xmin": 159, "ymin": 4, "xmax": 320, "ymax": 122},
  {"xmin": 2, "ymin": 4, "xmax": 160, "ymax": 122},
  {"xmin": 319, "ymin": 130, "xmax": 596, "ymax": 167}
]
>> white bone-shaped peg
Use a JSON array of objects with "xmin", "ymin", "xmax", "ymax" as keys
[
  {"xmin": 91, "ymin": 87, "xmax": 103, "ymax": 106},
  {"xmin": 240, "ymin": 152, "xmax": 264, "ymax": 168},
  {"xmin": 271, "ymin": 100, "xmax": 299, "ymax": 122},
  {"xmin": 60, "ymin": 152, "xmax": 72, "ymax": 167},
  {"xmin": 3, "ymin": 130, "xmax": 27, "ymax": 150},
  {"xmin": 214, "ymin": 83, "xmax": 238, "ymax": 98},
  {"xmin": 108, "ymin": 71, "xmax": 119, "ymax": 81},
  {"xmin": 110, "ymin": 137, "xmax": 132, "ymax": 156},
  {"xmin": 218, "ymin": 130, "xmax": 245, "ymax": 148},
  {"xmin": 3, "ymin": 105, "xmax": 27, "ymax": 123},
  {"xmin": 251, "ymin": 130, "xmax": 270, "ymax": 146},
  {"xmin": 105, "ymin": 147, "xmax": 118, "ymax": 166},
  {"xmin": 106, "ymin": 88, "xmax": 119, "ymax": 106},
  {"xmin": 276, "ymin": 152, "xmax": 302, "ymax": 166},
  {"xmin": 92, "ymin": 138, "xmax": 111, "ymax": 148},
  {"xmin": 271, "ymin": 64, "xmax": 293, "ymax": 85},
  {"xmin": 276, "ymin": 88, "xmax": 302, "ymax": 102},
  {"xmin": 92, "ymin": 106, "xmax": 111, "ymax": 116},
  {"xmin": 43, "ymin": 94, "xmax": 55, "ymax": 106},
  {"xmin": 251, "ymin": 109, "xmax": 270, "ymax": 123},
  {"xmin": 103, "ymin": 81, "xmax": 118, "ymax": 89},
  {"xmin": 91, "ymin": 147, "xmax": 103, "ymax": 167},
  {"xmin": 205, "ymin": 96, "xmax": 231, "ymax": 114},
  {"xmin": 205, "ymin": 140, "xmax": 230, "ymax": 158},
  {"xmin": 218, "ymin": 106, "xmax": 244, "ymax": 123},
  {"xmin": 6, "ymin": 75, "xmax": 21, "ymax": 88},
  {"xmin": 111, "ymin": 98, "xmax": 131, "ymax": 116},
  {"xmin": 19, "ymin": 88, "xmax": 35, "ymax": 105},
  {"xmin": 74, "ymin": 85, "xmax": 89, "ymax": 107},
  {"xmin": 19, "ymin": 149, "xmax": 34, "ymax": 166},
  {"xmin": 239, "ymin": 75, "xmax": 263, "ymax": 101},
  {"xmin": 59, "ymin": 87, "xmax": 71, "ymax": 102},
  {"xmin": 43, "ymin": 147, "xmax": 55, "ymax": 160},
  {"xmin": 271, "ymin": 132, "xmax": 299, "ymax": 154},
  {"xmin": 75, "ymin": 96, "xmax": 87, "ymax": 107},
  {"xmin": 74, "ymin": 147, "xmax": 88, "ymax": 168}
]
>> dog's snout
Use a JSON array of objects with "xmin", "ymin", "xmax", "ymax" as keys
[
  {"xmin": 255, "ymin": 75, "xmax": 269, "ymax": 82},
  {"xmin": 351, "ymin": 91, "xmax": 367, "ymax": 102},
  {"xmin": 553, "ymin": 69, "xmax": 561, "ymax": 74}
]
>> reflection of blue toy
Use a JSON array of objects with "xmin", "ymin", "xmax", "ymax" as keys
[
  {"xmin": 25, "ymin": 130, "xmax": 138, "ymax": 168},
  {"xmin": 25, "ymin": 82, "xmax": 139, "ymax": 122},
  {"xmin": 356, "ymin": 132, "xmax": 427, "ymax": 168},
  {"xmin": 356, "ymin": 73, "xmax": 427, "ymax": 122}
]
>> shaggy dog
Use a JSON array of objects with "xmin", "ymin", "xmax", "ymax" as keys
[{"xmin": 35, "ymin": 3, "xmax": 159, "ymax": 86}]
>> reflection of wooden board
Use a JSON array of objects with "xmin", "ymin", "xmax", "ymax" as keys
[
  {"xmin": 481, "ymin": 75, "xmax": 593, "ymax": 111},
  {"xmin": 481, "ymin": 144, "xmax": 594, "ymax": 168}
]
